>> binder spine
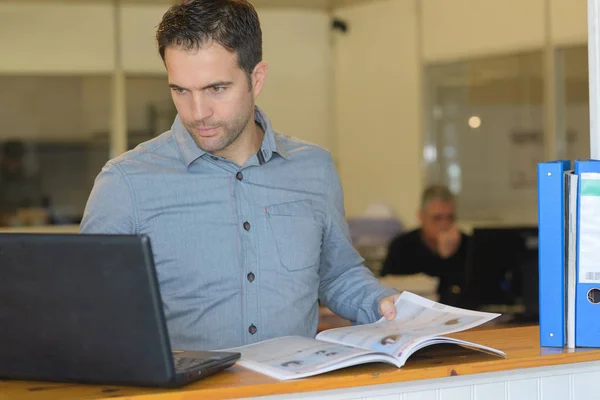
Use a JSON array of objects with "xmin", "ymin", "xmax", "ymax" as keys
[
  {"xmin": 538, "ymin": 161, "xmax": 570, "ymax": 347},
  {"xmin": 566, "ymin": 172, "xmax": 578, "ymax": 348},
  {"xmin": 574, "ymin": 160, "xmax": 600, "ymax": 347}
]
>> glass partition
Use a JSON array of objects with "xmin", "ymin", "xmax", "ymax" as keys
[{"xmin": 424, "ymin": 51, "xmax": 544, "ymax": 223}]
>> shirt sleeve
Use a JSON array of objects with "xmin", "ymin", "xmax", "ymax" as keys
[
  {"xmin": 79, "ymin": 162, "xmax": 137, "ymax": 234},
  {"xmin": 317, "ymin": 155, "xmax": 399, "ymax": 325}
]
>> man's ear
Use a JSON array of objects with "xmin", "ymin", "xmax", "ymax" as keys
[{"xmin": 251, "ymin": 61, "xmax": 268, "ymax": 97}]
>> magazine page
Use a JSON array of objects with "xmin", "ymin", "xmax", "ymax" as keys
[
  {"xmin": 397, "ymin": 336, "xmax": 507, "ymax": 364},
  {"xmin": 316, "ymin": 291, "xmax": 501, "ymax": 360},
  {"xmin": 224, "ymin": 335, "xmax": 401, "ymax": 380}
]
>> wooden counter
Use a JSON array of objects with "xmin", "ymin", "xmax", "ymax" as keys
[{"xmin": 2, "ymin": 325, "xmax": 600, "ymax": 400}]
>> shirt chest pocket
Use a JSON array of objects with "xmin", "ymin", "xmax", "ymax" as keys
[{"xmin": 265, "ymin": 200, "xmax": 323, "ymax": 271}]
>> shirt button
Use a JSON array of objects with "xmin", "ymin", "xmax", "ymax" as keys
[
  {"xmin": 210, "ymin": 156, "xmax": 218, "ymax": 161},
  {"xmin": 247, "ymin": 272, "xmax": 255, "ymax": 282},
  {"xmin": 243, "ymin": 221, "xmax": 251, "ymax": 231},
  {"xmin": 236, "ymin": 171, "xmax": 243, "ymax": 181},
  {"xmin": 248, "ymin": 324, "xmax": 257, "ymax": 335}
]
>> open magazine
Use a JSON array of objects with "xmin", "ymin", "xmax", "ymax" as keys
[{"xmin": 226, "ymin": 292, "xmax": 507, "ymax": 380}]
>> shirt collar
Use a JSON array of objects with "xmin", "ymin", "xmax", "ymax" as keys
[
  {"xmin": 173, "ymin": 106, "xmax": 289, "ymax": 168},
  {"xmin": 254, "ymin": 106, "xmax": 290, "ymax": 162},
  {"xmin": 173, "ymin": 114, "xmax": 205, "ymax": 167}
]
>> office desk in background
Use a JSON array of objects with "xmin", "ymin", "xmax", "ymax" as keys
[{"xmin": 3, "ymin": 326, "xmax": 600, "ymax": 400}]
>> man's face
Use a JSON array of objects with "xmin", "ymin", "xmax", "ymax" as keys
[
  {"xmin": 419, "ymin": 199, "xmax": 456, "ymax": 243},
  {"xmin": 164, "ymin": 42, "xmax": 265, "ymax": 155}
]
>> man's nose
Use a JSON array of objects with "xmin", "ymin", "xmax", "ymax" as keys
[
  {"xmin": 191, "ymin": 95, "xmax": 213, "ymax": 121},
  {"xmin": 439, "ymin": 217, "xmax": 453, "ymax": 228}
]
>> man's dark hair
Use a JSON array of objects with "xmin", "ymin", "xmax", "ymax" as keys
[{"xmin": 156, "ymin": 0, "xmax": 262, "ymax": 80}]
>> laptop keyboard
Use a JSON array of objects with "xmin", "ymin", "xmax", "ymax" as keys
[{"xmin": 173, "ymin": 357, "xmax": 213, "ymax": 372}]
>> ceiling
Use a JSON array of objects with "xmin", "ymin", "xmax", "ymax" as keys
[{"xmin": 0, "ymin": 0, "xmax": 377, "ymax": 10}]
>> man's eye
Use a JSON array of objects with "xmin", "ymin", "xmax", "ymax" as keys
[
  {"xmin": 211, "ymin": 86, "xmax": 226, "ymax": 93},
  {"xmin": 172, "ymin": 88, "xmax": 187, "ymax": 95}
]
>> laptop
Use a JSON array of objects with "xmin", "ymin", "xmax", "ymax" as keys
[{"xmin": 0, "ymin": 233, "xmax": 240, "ymax": 387}]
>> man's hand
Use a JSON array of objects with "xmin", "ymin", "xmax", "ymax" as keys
[
  {"xmin": 437, "ymin": 224, "xmax": 461, "ymax": 259},
  {"xmin": 379, "ymin": 293, "xmax": 401, "ymax": 320}
]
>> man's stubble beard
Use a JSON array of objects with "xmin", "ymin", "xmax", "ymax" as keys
[{"xmin": 185, "ymin": 106, "xmax": 255, "ymax": 154}]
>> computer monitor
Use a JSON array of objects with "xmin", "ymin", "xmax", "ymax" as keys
[{"xmin": 462, "ymin": 226, "xmax": 539, "ymax": 322}]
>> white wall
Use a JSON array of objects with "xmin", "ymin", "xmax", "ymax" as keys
[
  {"xmin": 421, "ymin": 0, "xmax": 545, "ymax": 63},
  {"xmin": 419, "ymin": 0, "xmax": 588, "ymax": 60},
  {"xmin": 120, "ymin": 5, "xmax": 167, "ymax": 73},
  {"xmin": 333, "ymin": 0, "xmax": 421, "ymax": 227},
  {"xmin": 0, "ymin": 2, "xmax": 114, "ymax": 73},
  {"xmin": 258, "ymin": 9, "xmax": 333, "ymax": 151},
  {"xmin": 551, "ymin": 0, "xmax": 588, "ymax": 46}
]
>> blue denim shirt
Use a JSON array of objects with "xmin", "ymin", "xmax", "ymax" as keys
[{"xmin": 80, "ymin": 107, "xmax": 398, "ymax": 350}]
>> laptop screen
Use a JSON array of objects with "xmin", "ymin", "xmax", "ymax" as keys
[{"xmin": 0, "ymin": 233, "xmax": 175, "ymax": 385}]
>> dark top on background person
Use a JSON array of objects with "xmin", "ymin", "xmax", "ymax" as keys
[{"xmin": 380, "ymin": 185, "xmax": 469, "ymax": 306}]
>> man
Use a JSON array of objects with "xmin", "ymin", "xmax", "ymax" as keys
[
  {"xmin": 80, "ymin": 0, "xmax": 399, "ymax": 351},
  {"xmin": 380, "ymin": 185, "xmax": 469, "ymax": 306}
]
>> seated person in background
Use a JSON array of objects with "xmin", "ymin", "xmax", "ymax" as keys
[{"xmin": 380, "ymin": 185, "xmax": 469, "ymax": 306}]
